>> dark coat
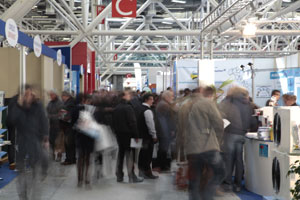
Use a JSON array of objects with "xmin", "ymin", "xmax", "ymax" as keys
[
  {"xmin": 47, "ymin": 97, "xmax": 63, "ymax": 130},
  {"xmin": 60, "ymin": 97, "xmax": 75, "ymax": 127},
  {"xmin": 7, "ymin": 99, "xmax": 49, "ymax": 165},
  {"xmin": 112, "ymin": 100, "xmax": 139, "ymax": 147},
  {"xmin": 219, "ymin": 95, "xmax": 256, "ymax": 136}
]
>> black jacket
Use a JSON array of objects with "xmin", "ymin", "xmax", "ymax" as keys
[
  {"xmin": 219, "ymin": 95, "xmax": 256, "ymax": 136},
  {"xmin": 112, "ymin": 100, "xmax": 139, "ymax": 143},
  {"xmin": 60, "ymin": 97, "xmax": 75, "ymax": 125},
  {"xmin": 138, "ymin": 105, "xmax": 152, "ymax": 140},
  {"xmin": 7, "ymin": 99, "xmax": 49, "ymax": 148}
]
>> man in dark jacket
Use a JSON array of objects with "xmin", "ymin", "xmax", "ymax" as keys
[
  {"xmin": 7, "ymin": 85, "xmax": 49, "ymax": 200},
  {"xmin": 138, "ymin": 93, "xmax": 159, "ymax": 179},
  {"xmin": 219, "ymin": 87, "xmax": 257, "ymax": 192},
  {"xmin": 60, "ymin": 91, "xmax": 76, "ymax": 165},
  {"xmin": 46, "ymin": 90, "xmax": 63, "ymax": 159},
  {"xmin": 113, "ymin": 90, "xmax": 143, "ymax": 183}
]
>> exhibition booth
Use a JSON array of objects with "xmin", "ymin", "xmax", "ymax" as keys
[{"xmin": 167, "ymin": 53, "xmax": 300, "ymax": 200}]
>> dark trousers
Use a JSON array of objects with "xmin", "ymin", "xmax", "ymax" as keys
[
  {"xmin": 223, "ymin": 133, "xmax": 245, "ymax": 187},
  {"xmin": 188, "ymin": 151, "xmax": 226, "ymax": 200},
  {"xmin": 49, "ymin": 121, "xmax": 60, "ymax": 153},
  {"xmin": 156, "ymin": 137, "xmax": 171, "ymax": 170},
  {"xmin": 8, "ymin": 126, "xmax": 16, "ymax": 164},
  {"xmin": 62, "ymin": 125, "xmax": 76, "ymax": 163},
  {"xmin": 116, "ymin": 143, "xmax": 135, "ymax": 178},
  {"xmin": 138, "ymin": 139, "xmax": 154, "ymax": 172}
]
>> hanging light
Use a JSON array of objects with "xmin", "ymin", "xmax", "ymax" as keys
[{"xmin": 242, "ymin": 23, "xmax": 257, "ymax": 38}]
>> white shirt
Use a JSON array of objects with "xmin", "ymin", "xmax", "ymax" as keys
[{"xmin": 142, "ymin": 103, "xmax": 157, "ymax": 139}]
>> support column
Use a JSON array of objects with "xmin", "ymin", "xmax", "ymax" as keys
[
  {"xmin": 41, "ymin": 55, "xmax": 54, "ymax": 104},
  {"xmin": 20, "ymin": 46, "xmax": 26, "ymax": 93},
  {"xmin": 82, "ymin": 0, "xmax": 89, "ymax": 29}
]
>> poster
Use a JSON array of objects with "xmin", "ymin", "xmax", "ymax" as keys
[
  {"xmin": 176, "ymin": 59, "xmax": 198, "ymax": 91},
  {"xmin": 256, "ymin": 86, "xmax": 272, "ymax": 98}
]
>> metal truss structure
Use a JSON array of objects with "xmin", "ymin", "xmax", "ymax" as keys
[{"xmin": 0, "ymin": 0, "xmax": 300, "ymax": 80}]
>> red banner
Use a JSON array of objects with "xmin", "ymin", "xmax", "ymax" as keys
[
  {"xmin": 96, "ymin": 5, "xmax": 106, "ymax": 24},
  {"xmin": 112, "ymin": 0, "xmax": 137, "ymax": 18}
]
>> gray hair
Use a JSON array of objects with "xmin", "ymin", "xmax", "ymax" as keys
[{"xmin": 162, "ymin": 90, "xmax": 173, "ymax": 100}]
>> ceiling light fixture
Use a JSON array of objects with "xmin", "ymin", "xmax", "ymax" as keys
[
  {"xmin": 242, "ymin": 23, "xmax": 257, "ymax": 38},
  {"xmin": 171, "ymin": 0, "xmax": 186, "ymax": 4},
  {"xmin": 162, "ymin": 21, "xmax": 173, "ymax": 25}
]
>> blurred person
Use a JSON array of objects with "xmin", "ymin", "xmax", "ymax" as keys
[
  {"xmin": 203, "ymin": 86, "xmax": 215, "ymax": 100},
  {"xmin": 60, "ymin": 91, "xmax": 76, "ymax": 165},
  {"xmin": 167, "ymin": 87, "xmax": 173, "ymax": 91},
  {"xmin": 155, "ymin": 90, "xmax": 177, "ymax": 172},
  {"xmin": 283, "ymin": 94, "xmax": 298, "ymax": 106},
  {"xmin": 184, "ymin": 88, "xmax": 191, "ymax": 97},
  {"xmin": 185, "ymin": 88, "xmax": 225, "ymax": 200},
  {"xmin": 72, "ymin": 93, "xmax": 95, "ymax": 188},
  {"xmin": 130, "ymin": 91, "xmax": 143, "ymax": 121},
  {"xmin": 138, "ymin": 93, "xmax": 159, "ymax": 179},
  {"xmin": 176, "ymin": 87, "xmax": 203, "ymax": 162},
  {"xmin": 178, "ymin": 90, "xmax": 184, "ymax": 98},
  {"xmin": 112, "ymin": 90, "xmax": 143, "ymax": 183},
  {"xmin": 265, "ymin": 89, "xmax": 280, "ymax": 106},
  {"xmin": 93, "ymin": 91, "xmax": 116, "ymax": 177},
  {"xmin": 219, "ymin": 87, "xmax": 257, "ymax": 192},
  {"xmin": 46, "ymin": 90, "xmax": 63, "ymax": 160},
  {"xmin": 7, "ymin": 85, "xmax": 49, "ymax": 200},
  {"xmin": 136, "ymin": 89, "xmax": 141, "ymax": 97}
]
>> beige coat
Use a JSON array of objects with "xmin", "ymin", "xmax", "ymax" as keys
[{"xmin": 184, "ymin": 97, "xmax": 224, "ymax": 155}]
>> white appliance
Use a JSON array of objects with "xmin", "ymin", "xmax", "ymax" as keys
[
  {"xmin": 273, "ymin": 107, "xmax": 300, "ymax": 155},
  {"xmin": 245, "ymin": 139, "xmax": 275, "ymax": 196},
  {"xmin": 259, "ymin": 107, "xmax": 274, "ymax": 125},
  {"xmin": 272, "ymin": 150, "xmax": 300, "ymax": 200}
]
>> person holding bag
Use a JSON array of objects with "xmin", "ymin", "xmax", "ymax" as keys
[
  {"xmin": 112, "ymin": 90, "xmax": 143, "ymax": 183},
  {"xmin": 185, "ymin": 88, "xmax": 225, "ymax": 200},
  {"xmin": 72, "ymin": 93, "xmax": 95, "ymax": 188}
]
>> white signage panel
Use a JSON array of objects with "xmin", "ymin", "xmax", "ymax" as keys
[{"xmin": 5, "ymin": 18, "xmax": 18, "ymax": 47}]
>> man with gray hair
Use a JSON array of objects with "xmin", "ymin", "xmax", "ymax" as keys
[
  {"xmin": 47, "ymin": 89, "xmax": 63, "ymax": 159},
  {"xmin": 155, "ymin": 90, "xmax": 177, "ymax": 172}
]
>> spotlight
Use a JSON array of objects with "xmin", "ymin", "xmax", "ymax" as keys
[{"xmin": 242, "ymin": 23, "xmax": 257, "ymax": 38}]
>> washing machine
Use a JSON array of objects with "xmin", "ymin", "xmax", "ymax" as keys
[
  {"xmin": 272, "ymin": 150, "xmax": 300, "ymax": 200},
  {"xmin": 273, "ymin": 107, "xmax": 300, "ymax": 154}
]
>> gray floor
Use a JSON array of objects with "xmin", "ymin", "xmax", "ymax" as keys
[{"xmin": 0, "ymin": 161, "xmax": 240, "ymax": 200}]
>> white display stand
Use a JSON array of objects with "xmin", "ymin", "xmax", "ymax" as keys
[{"xmin": 245, "ymin": 136, "xmax": 275, "ymax": 196}]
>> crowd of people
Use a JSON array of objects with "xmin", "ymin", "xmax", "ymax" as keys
[{"xmin": 6, "ymin": 84, "xmax": 300, "ymax": 200}]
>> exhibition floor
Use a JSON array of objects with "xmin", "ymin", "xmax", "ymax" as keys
[{"xmin": 0, "ymin": 161, "xmax": 262, "ymax": 200}]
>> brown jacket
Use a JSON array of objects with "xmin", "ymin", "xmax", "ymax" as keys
[{"xmin": 184, "ymin": 96, "xmax": 224, "ymax": 155}]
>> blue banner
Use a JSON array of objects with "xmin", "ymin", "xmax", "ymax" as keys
[{"xmin": 270, "ymin": 69, "xmax": 300, "ymax": 79}]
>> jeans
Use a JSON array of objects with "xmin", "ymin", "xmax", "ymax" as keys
[
  {"xmin": 223, "ymin": 133, "xmax": 245, "ymax": 188},
  {"xmin": 188, "ymin": 151, "xmax": 226, "ymax": 200}
]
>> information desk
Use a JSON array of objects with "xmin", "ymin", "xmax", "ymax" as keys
[{"xmin": 244, "ymin": 135, "xmax": 275, "ymax": 196}]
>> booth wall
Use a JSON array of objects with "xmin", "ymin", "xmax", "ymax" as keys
[
  {"xmin": 0, "ymin": 48, "xmax": 20, "ymax": 98},
  {"xmin": 26, "ymin": 53, "xmax": 42, "ymax": 95},
  {"xmin": 53, "ymin": 62, "xmax": 64, "ymax": 95}
]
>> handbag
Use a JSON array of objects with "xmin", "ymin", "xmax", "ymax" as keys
[
  {"xmin": 75, "ymin": 105, "xmax": 100, "ymax": 139},
  {"xmin": 95, "ymin": 124, "xmax": 118, "ymax": 152}
]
